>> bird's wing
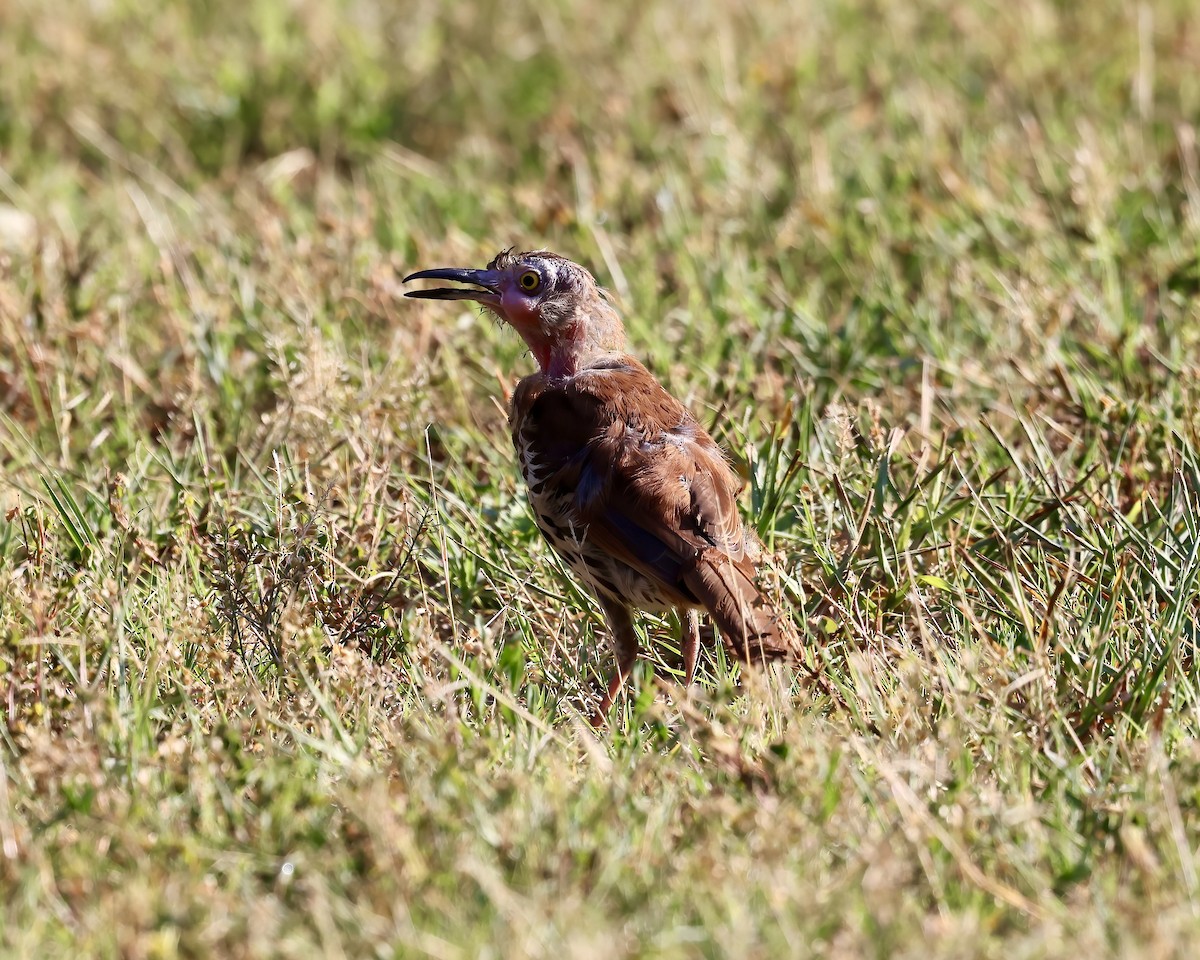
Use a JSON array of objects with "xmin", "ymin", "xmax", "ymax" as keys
[{"xmin": 517, "ymin": 358, "xmax": 753, "ymax": 596}]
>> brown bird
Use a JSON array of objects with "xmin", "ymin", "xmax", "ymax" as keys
[{"xmin": 405, "ymin": 249, "xmax": 798, "ymax": 724}]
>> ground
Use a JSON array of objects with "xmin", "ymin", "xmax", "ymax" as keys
[{"xmin": 2, "ymin": 0, "xmax": 1200, "ymax": 956}]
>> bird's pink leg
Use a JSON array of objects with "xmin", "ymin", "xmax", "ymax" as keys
[
  {"xmin": 590, "ymin": 600, "xmax": 639, "ymax": 727},
  {"xmin": 682, "ymin": 609, "xmax": 701, "ymax": 689}
]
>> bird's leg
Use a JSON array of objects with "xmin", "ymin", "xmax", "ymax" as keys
[
  {"xmin": 682, "ymin": 609, "xmax": 701, "ymax": 690},
  {"xmin": 590, "ymin": 600, "xmax": 639, "ymax": 727}
]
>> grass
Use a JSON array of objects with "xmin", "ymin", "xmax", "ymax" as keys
[{"xmin": 2, "ymin": 0, "xmax": 1200, "ymax": 955}]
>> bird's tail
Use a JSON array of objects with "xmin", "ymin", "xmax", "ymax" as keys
[{"xmin": 683, "ymin": 548, "xmax": 800, "ymax": 662}]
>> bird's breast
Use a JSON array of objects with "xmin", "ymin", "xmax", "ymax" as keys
[{"xmin": 511, "ymin": 417, "xmax": 681, "ymax": 612}]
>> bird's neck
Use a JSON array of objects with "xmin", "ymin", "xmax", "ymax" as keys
[{"xmin": 527, "ymin": 301, "xmax": 627, "ymax": 381}]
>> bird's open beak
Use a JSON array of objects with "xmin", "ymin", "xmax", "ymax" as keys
[{"xmin": 402, "ymin": 266, "xmax": 503, "ymax": 306}]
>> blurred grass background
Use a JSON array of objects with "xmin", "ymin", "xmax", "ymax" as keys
[{"xmin": 2, "ymin": 0, "xmax": 1200, "ymax": 956}]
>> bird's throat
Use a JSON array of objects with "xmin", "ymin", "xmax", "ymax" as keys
[
  {"xmin": 517, "ymin": 325, "xmax": 583, "ymax": 380},
  {"xmin": 516, "ymin": 307, "xmax": 627, "ymax": 381}
]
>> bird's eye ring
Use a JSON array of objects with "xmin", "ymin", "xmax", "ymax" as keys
[{"xmin": 519, "ymin": 270, "xmax": 540, "ymax": 291}]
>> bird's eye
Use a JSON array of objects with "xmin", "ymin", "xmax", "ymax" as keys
[{"xmin": 519, "ymin": 270, "xmax": 540, "ymax": 292}]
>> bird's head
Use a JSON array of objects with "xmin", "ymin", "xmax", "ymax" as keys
[{"xmin": 404, "ymin": 249, "xmax": 626, "ymax": 378}]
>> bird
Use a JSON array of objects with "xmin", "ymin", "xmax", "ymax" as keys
[{"xmin": 404, "ymin": 249, "xmax": 799, "ymax": 725}]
